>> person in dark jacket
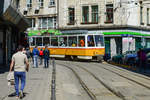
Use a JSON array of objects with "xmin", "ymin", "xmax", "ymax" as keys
[
  {"xmin": 32, "ymin": 46, "xmax": 39, "ymax": 68},
  {"xmin": 43, "ymin": 46, "xmax": 50, "ymax": 68}
]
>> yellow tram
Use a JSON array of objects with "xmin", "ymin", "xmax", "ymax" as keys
[{"xmin": 28, "ymin": 34, "xmax": 105, "ymax": 61}]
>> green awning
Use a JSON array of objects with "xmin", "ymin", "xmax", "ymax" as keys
[
  {"xmin": 103, "ymin": 31, "xmax": 150, "ymax": 36},
  {"xmin": 28, "ymin": 29, "xmax": 62, "ymax": 36}
]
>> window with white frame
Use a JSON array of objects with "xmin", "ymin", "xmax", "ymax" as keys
[
  {"xmin": 38, "ymin": 0, "xmax": 44, "ymax": 8},
  {"xmin": 82, "ymin": 6, "xmax": 89, "ymax": 23},
  {"xmin": 28, "ymin": 18, "xmax": 35, "ymax": 28},
  {"xmin": 39, "ymin": 17, "xmax": 57, "ymax": 29},
  {"xmin": 140, "ymin": 6, "xmax": 143, "ymax": 24},
  {"xmin": 105, "ymin": 4, "xmax": 113, "ymax": 23},
  {"xmin": 68, "ymin": 7, "xmax": 75, "ymax": 24},
  {"xmin": 27, "ymin": 0, "xmax": 32, "ymax": 8},
  {"xmin": 49, "ymin": 0, "xmax": 55, "ymax": 6},
  {"xmin": 91, "ymin": 5, "xmax": 98, "ymax": 23}
]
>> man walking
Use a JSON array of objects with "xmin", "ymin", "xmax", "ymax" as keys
[
  {"xmin": 9, "ymin": 45, "xmax": 29, "ymax": 99},
  {"xmin": 32, "ymin": 46, "xmax": 39, "ymax": 68},
  {"xmin": 43, "ymin": 46, "xmax": 50, "ymax": 68}
]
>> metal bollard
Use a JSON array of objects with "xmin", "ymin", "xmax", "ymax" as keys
[{"xmin": 51, "ymin": 58, "xmax": 56, "ymax": 100}]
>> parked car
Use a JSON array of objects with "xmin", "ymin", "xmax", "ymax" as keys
[
  {"xmin": 123, "ymin": 51, "xmax": 137, "ymax": 65},
  {"xmin": 112, "ymin": 51, "xmax": 136, "ymax": 64},
  {"xmin": 112, "ymin": 53, "xmax": 124, "ymax": 64}
]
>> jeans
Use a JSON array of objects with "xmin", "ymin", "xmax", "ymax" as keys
[
  {"xmin": 44, "ymin": 58, "xmax": 49, "ymax": 68},
  {"xmin": 33, "ymin": 55, "xmax": 38, "ymax": 68},
  {"xmin": 14, "ymin": 72, "xmax": 26, "ymax": 97},
  {"xmin": 39, "ymin": 55, "xmax": 43, "ymax": 65}
]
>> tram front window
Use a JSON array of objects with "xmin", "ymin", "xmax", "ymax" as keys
[
  {"xmin": 36, "ymin": 37, "xmax": 42, "ymax": 46},
  {"xmin": 51, "ymin": 37, "xmax": 58, "ymax": 46},
  {"xmin": 94, "ymin": 35, "xmax": 104, "ymax": 47},
  {"xmin": 43, "ymin": 37, "xmax": 50, "ymax": 46},
  {"xmin": 68, "ymin": 36, "xmax": 77, "ymax": 47},
  {"xmin": 87, "ymin": 35, "xmax": 95, "ymax": 47},
  {"xmin": 59, "ymin": 37, "xmax": 67, "ymax": 47}
]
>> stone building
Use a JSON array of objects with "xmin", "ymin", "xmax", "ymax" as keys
[
  {"xmin": 58, "ymin": 0, "xmax": 150, "ymax": 57},
  {"xmin": 0, "ymin": 0, "xmax": 29, "ymax": 66},
  {"xmin": 19, "ymin": 0, "xmax": 58, "ymax": 33},
  {"xmin": 19, "ymin": 0, "xmax": 150, "ymax": 57}
]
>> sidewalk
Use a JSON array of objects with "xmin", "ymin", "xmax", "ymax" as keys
[{"xmin": 0, "ymin": 63, "xmax": 52, "ymax": 100}]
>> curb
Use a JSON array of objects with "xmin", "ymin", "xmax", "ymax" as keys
[{"xmin": 105, "ymin": 62, "xmax": 136, "ymax": 71}]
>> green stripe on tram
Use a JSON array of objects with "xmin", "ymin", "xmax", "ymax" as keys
[
  {"xmin": 103, "ymin": 31, "xmax": 150, "ymax": 36},
  {"xmin": 28, "ymin": 29, "xmax": 62, "ymax": 36}
]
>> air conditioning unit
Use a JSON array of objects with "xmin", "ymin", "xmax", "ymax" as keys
[
  {"xmin": 35, "ymin": 6, "xmax": 40, "ymax": 11},
  {"xmin": 24, "ymin": 7, "xmax": 28, "ymax": 11}
]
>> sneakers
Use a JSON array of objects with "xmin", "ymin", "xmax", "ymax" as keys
[
  {"xmin": 20, "ymin": 91, "xmax": 23, "ymax": 99},
  {"xmin": 16, "ymin": 96, "xmax": 20, "ymax": 100}
]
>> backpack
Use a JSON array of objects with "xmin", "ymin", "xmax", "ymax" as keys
[
  {"xmin": 39, "ymin": 50, "xmax": 44, "ymax": 56},
  {"xmin": 44, "ymin": 49, "xmax": 49, "ymax": 57}
]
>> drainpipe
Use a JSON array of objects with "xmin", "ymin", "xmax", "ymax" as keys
[{"xmin": 57, "ymin": 0, "xmax": 59, "ymax": 29}]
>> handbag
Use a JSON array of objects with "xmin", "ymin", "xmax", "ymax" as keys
[{"xmin": 7, "ymin": 72, "xmax": 15, "ymax": 86}]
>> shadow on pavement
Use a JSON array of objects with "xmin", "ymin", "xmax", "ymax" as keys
[
  {"xmin": 8, "ymin": 92, "xmax": 16, "ymax": 97},
  {"xmin": 8, "ymin": 92, "xmax": 28, "ymax": 99}
]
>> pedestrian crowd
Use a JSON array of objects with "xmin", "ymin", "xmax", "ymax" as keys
[{"xmin": 8, "ymin": 45, "xmax": 50, "ymax": 99}]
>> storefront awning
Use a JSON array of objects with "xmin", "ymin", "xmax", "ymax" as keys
[{"xmin": 28, "ymin": 29, "xmax": 62, "ymax": 36}]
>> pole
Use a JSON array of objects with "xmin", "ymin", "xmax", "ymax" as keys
[
  {"xmin": 51, "ymin": 58, "xmax": 56, "ymax": 100},
  {"xmin": 57, "ymin": 0, "xmax": 59, "ymax": 29}
]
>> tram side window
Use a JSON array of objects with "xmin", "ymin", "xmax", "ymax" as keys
[
  {"xmin": 68, "ymin": 36, "xmax": 77, "ymax": 47},
  {"xmin": 36, "ymin": 37, "xmax": 42, "ymax": 46},
  {"xmin": 94, "ymin": 35, "xmax": 104, "ymax": 47},
  {"xmin": 30, "ymin": 37, "xmax": 35, "ymax": 46},
  {"xmin": 78, "ymin": 36, "xmax": 85, "ymax": 47},
  {"xmin": 51, "ymin": 37, "xmax": 58, "ymax": 46},
  {"xmin": 43, "ymin": 37, "xmax": 50, "ymax": 46},
  {"xmin": 59, "ymin": 37, "xmax": 67, "ymax": 47},
  {"xmin": 87, "ymin": 35, "xmax": 95, "ymax": 47}
]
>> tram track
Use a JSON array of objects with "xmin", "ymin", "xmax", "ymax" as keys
[
  {"xmin": 57, "ymin": 63, "xmax": 97, "ymax": 100},
  {"xmin": 67, "ymin": 61, "xmax": 150, "ymax": 99},
  {"xmin": 70, "ymin": 61, "xmax": 150, "ymax": 91},
  {"xmin": 57, "ymin": 60, "xmax": 150, "ymax": 100},
  {"xmin": 92, "ymin": 63, "xmax": 150, "ymax": 90},
  {"xmin": 57, "ymin": 61, "xmax": 126, "ymax": 100},
  {"xmin": 102, "ymin": 63, "xmax": 150, "ymax": 81}
]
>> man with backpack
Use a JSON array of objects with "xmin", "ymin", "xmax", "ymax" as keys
[{"xmin": 43, "ymin": 46, "xmax": 50, "ymax": 68}]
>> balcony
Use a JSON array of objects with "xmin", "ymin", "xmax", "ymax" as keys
[{"xmin": 1, "ymin": 2, "xmax": 29, "ymax": 32}]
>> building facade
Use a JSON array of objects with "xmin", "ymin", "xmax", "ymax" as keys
[
  {"xmin": 19, "ymin": 0, "xmax": 57, "ymax": 31},
  {"xmin": 0, "ymin": 0, "xmax": 29, "ymax": 66},
  {"xmin": 20, "ymin": 0, "xmax": 150, "ymax": 57},
  {"xmin": 58, "ymin": 0, "xmax": 150, "ymax": 57}
]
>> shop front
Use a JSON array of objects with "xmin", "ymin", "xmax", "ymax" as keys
[{"xmin": 0, "ymin": 2, "xmax": 29, "ymax": 66}]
